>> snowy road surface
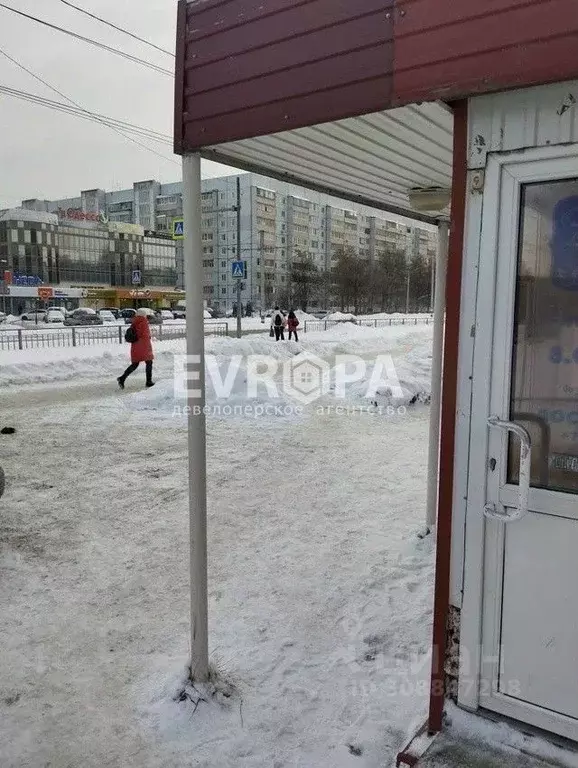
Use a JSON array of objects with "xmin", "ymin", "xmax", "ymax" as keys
[
  {"xmin": 1, "ymin": 393, "xmax": 432, "ymax": 767},
  {"xmin": 0, "ymin": 324, "xmax": 553, "ymax": 768}
]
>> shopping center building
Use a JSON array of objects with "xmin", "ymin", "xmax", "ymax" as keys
[{"xmin": 0, "ymin": 208, "xmax": 181, "ymax": 314}]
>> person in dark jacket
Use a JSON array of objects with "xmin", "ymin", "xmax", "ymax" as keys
[
  {"xmin": 287, "ymin": 310, "xmax": 300, "ymax": 341},
  {"xmin": 117, "ymin": 308, "xmax": 155, "ymax": 388},
  {"xmin": 271, "ymin": 306, "xmax": 285, "ymax": 341}
]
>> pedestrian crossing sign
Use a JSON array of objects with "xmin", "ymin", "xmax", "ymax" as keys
[
  {"xmin": 231, "ymin": 261, "xmax": 244, "ymax": 278},
  {"xmin": 172, "ymin": 219, "xmax": 184, "ymax": 240}
]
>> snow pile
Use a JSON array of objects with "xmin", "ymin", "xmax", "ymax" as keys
[
  {"xmin": 0, "ymin": 324, "xmax": 434, "ymax": 408},
  {"xmin": 327, "ymin": 311, "xmax": 357, "ymax": 323},
  {"xmin": 359, "ymin": 312, "xmax": 432, "ymax": 321},
  {"xmin": 203, "ymin": 309, "xmax": 211, "ymax": 319},
  {"xmin": 295, "ymin": 309, "xmax": 317, "ymax": 323},
  {"xmin": 0, "ymin": 341, "xmax": 185, "ymax": 387}
]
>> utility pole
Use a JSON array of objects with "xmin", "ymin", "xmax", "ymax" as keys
[
  {"xmin": 259, "ymin": 229, "xmax": 265, "ymax": 312},
  {"xmin": 236, "ymin": 176, "xmax": 242, "ymax": 339},
  {"xmin": 405, "ymin": 228, "xmax": 412, "ymax": 314},
  {"xmin": 405, "ymin": 266, "xmax": 411, "ymax": 314},
  {"xmin": 430, "ymin": 250, "xmax": 435, "ymax": 313}
]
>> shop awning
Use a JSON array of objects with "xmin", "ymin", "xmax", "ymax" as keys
[{"xmin": 199, "ymin": 102, "xmax": 453, "ymax": 224}]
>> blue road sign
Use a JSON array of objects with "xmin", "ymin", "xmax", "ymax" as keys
[
  {"xmin": 131, "ymin": 269, "xmax": 142, "ymax": 285},
  {"xmin": 172, "ymin": 219, "xmax": 184, "ymax": 240},
  {"xmin": 231, "ymin": 260, "xmax": 244, "ymax": 278}
]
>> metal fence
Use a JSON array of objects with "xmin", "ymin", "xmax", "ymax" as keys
[
  {"xmin": 303, "ymin": 316, "xmax": 432, "ymax": 333},
  {"xmin": 0, "ymin": 322, "xmax": 229, "ymax": 351}
]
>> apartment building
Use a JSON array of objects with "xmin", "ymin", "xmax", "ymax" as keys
[{"xmin": 11, "ymin": 173, "xmax": 437, "ymax": 311}]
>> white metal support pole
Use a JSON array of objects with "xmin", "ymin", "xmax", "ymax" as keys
[
  {"xmin": 425, "ymin": 219, "xmax": 449, "ymax": 530},
  {"xmin": 182, "ymin": 153, "xmax": 209, "ymax": 681},
  {"xmin": 236, "ymin": 176, "xmax": 242, "ymax": 339}
]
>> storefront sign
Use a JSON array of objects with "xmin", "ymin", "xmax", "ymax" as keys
[
  {"xmin": 7, "ymin": 285, "xmax": 88, "ymax": 298},
  {"xmin": 57, "ymin": 208, "xmax": 108, "ymax": 224},
  {"xmin": 7, "ymin": 285, "xmax": 41, "ymax": 298},
  {"xmin": 53, "ymin": 288, "xmax": 87, "ymax": 299},
  {"xmin": 12, "ymin": 274, "xmax": 43, "ymax": 287},
  {"xmin": 115, "ymin": 288, "xmax": 168, "ymax": 300},
  {"xmin": 107, "ymin": 221, "xmax": 144, "ymax": 236}
]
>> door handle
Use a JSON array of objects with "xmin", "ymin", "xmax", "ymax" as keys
[{"xmin": 484, "ymin": 416, "xmax": 532, "ymax": 522}]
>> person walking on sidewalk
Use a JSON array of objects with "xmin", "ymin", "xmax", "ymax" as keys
[
  {"xmin": 117, "ymin": 308, "xmax": 155, "ymax": 389},
  {"xmin": 287, "ymin": 310, "xmax": 300, "ymax": 341},
  {"xmin": 271, "ymin": 306, "xmax": 285, "ymax": 341}
]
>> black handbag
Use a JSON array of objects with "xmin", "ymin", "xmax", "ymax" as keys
[{"xmin": 125, "ymin": 325, "xmax": 138, "ymax": 343}]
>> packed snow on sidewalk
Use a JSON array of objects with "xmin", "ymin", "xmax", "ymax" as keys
[{"xmin": 0, "ymin": 321, "xmax": 546, "ymax": 768}]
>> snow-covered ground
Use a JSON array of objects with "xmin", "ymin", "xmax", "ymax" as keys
[{"xmin": 0, "ymin": 323, "xmax": 558, "ymax": 767}]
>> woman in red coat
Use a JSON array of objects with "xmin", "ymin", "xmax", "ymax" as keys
[
  {"xmin": 287, "ymin": 309, "xmax": 300, "ymax": 341},
  {"xmin": 117, "ymin": 308, "xmax": 155, "ymax": 389}
]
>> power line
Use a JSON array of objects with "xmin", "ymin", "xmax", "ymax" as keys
[
  {"xmin": 0, "ymin": 84, "xmax": 172, "ymax": 144},
  {"xmin": 0, "ymin": 3, "xmax": 173, "ymax": 76},
  {"xmin": 56, "ymin": 0, "xmax": 174, "ymax": 57},
  {"xmin": 0, "ymin": 48, "xmax": 179, "ymax": 166}
]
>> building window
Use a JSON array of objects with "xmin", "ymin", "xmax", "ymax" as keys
[
  {"xmin": 221, "ymin": 287, "xmax": 226, "ymax": 294},
  {"xmin": 221, "ymin": 260, "xmax": 227, "ymax": 267}
]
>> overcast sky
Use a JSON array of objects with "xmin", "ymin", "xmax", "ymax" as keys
[{"xmin": 0, "ymin": 0, "xmax": 236, "ymax": 209}]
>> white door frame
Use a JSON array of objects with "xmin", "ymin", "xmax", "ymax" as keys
[{"xmin": 458, "ymin": 142, "xmax": 578, "ymax": 740}]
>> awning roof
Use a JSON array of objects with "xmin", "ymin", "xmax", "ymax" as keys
[{"xmin": 200, "ymin": 102, "xmax": 453, "ymax": 225}]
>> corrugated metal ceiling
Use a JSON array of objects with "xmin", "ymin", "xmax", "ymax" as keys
[{"xmin": 200, "ymin": 102, "xmax": 453, "ymax": 224}]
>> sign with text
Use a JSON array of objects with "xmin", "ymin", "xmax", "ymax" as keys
[{"xmin": 57, "ymin": 208, "xmax": 108, "ymax": 224}]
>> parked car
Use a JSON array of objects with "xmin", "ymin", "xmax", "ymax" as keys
[
  {"xmin": 138, "ymin": 307, "xmax": 162, "ymax": 325},
  {"xmin": 21, "ymin": 310, "xmax": 47, "ymax": 322},
  {"xmin": 63, "ymin": 308, "xmax": 103, "ymax": 326},
  {"xmin": 97, "ymin": 309, "xmax": 117, "ymax": 323},
  {"xmin": 313, "ymin": 310, "xmax": 330, "ymax": 320},
  {"xmin": 119, "ymin": 308, "xmax": 137, "ymax": 323},
  {"xmin": 158, "ymin": 308, "xmax": 175, "ymax": 321},
  {"xmin": 172, "ymin": 306, "xmax": 186, "ymax": 319},
  {"xmin": 99, "ymin": 306, "xmax": 120, "ymax": 318},
  {"xmin": 44, "ymin": 309, "xmax": 65, "ymax": 323},
  {"xmin": 0, "ymin": 311, "xmax": 6, "ymax": 324}
]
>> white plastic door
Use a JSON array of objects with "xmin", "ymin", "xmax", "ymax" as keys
[{"xmin": 469, "ymin": 148, "xmax": 578, "ymax": 741}]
